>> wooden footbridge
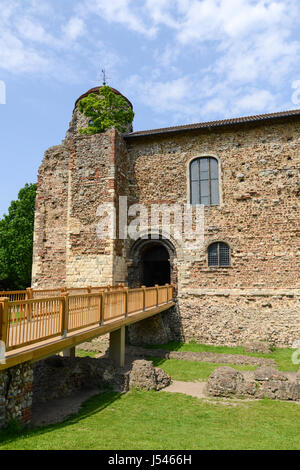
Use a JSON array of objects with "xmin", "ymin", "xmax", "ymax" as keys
[{"xmin": 0, "ymin": 284, "xmax": 175, "ymax": 371}]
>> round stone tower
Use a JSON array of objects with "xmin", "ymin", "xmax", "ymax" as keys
[{"xmin": 66, "ymin": 87, "xmax": 133, "ymax": 138}]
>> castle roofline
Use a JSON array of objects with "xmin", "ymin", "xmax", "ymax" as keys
[
  {"xmin": 124, "ymin": 107, "xmax": 300, "ymax": 139},
  {"xmin": 74, "ymin": 87, "xmax": 133, "ymax": 110}
]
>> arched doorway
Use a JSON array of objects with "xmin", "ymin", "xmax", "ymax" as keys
[
  {"xmin": 128, "ymin": 236, "xmax": 177, "ymax": 288},
  {"xmin": 127, "ymin": 236, "xmax": 181, "ymax": 347},
  {"xmin": 141, "ymin": 243, "xmax": 170, "ymax": 287}
]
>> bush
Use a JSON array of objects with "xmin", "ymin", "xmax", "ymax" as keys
[
  {"xmin": 0, "ymin": 183, "xmax": 36, "ymax": 290},
  {"xmin": 78, "ymin": 86, "xmax": 134, "ymax": 135}
]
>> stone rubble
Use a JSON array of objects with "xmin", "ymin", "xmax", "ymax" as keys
[
  {"xmin": 33, "ymin": 356, "xmax": 171, "ymax": 405},
  {"xmin": 207, "ymin": 366, "xmax": 300, "ymax": 402}
]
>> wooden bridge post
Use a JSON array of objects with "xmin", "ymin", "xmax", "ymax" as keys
[
  {"xmin": 142, "ymin": 286, "xmax": 146, "ymax": 312},
  {"xmin": 165, "ymin": 283, "xmax": 169, "ymax": 303},
  {"xmin": 60, "ymin": 292, "xmax": 69, "ymax": 338},
  {"xmin": 62, "ymin": 346, "xmax": 75, "ymax": 357},
  {"xmin": 26, "ymin": 287, "xmax": 33, "ymax": 299},
  {"xmin": 0, "ymin": 297, "xmax": 9, "ymax": 349},
  {"xmin": 101, "ymin": 291, "xmax": 106, "ymax": 326},
  {"xmin": 124, "ymin": 287, "xmax": 128, "ymax": 318},
  {"xmin": 155, "ymin": 284, "xmax": 159, "ymax": 307},
  {"xmin": 109, "ymin": 326, "xmax": 125, "ymax": 367},
  {"xmin": 98, "ymin": 290, "xmax": 103, "ymax": 325},
  {"xmin": 60, "ymin": 292, "xmax": 74, "ymax": 357},
  {"xmin": 87, "ymin": 286, "xmax": 91, "ymax": 309},
  {"xmin": 26, "ymin": 288, "xmax": 33, "ymax": 320}
]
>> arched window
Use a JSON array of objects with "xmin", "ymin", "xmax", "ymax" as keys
[
  {"xmin": 190, "ymin": 157, "xmax": 219, "ymax": 206},
  {"xmin": 208, "ymin": 242, "xmax": 230, "ymax": 267}
]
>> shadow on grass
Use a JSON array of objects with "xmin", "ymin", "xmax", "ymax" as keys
[
  {"xmin": 0, "ymin": 389, "xmax": 123, "ymax": 447},
  {"xmin": 147, "ymin": 357, "xmax": 168, "ymax": 368},
  {"xmin": 143, "ymin": 341, "xmax": 185, "ymax": 351}
]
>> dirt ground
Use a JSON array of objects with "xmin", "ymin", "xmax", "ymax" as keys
[
  {"xmin": 32, "ymin": 388, "xmax": 101, "ymax": 427},
  {"xmin": 161, "ymin": 380, "xmax": 208, "ymax": 399}
]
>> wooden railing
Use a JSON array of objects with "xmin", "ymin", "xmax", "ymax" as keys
[
  {"xmin": 0, "ymin": 291, "xmax": 27, "ymax": 302},
  {"xmin": 0, "ymin": 284, "xmax": 127, "ymax": 302},
  {"xmin": 0, "ymin": 284, "xmax": 174, "ymax": 353}
]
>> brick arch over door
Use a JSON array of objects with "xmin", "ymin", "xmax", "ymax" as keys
[{"xmin": 127, "ymin": 236, "xmax": 177, "ymax": 288}]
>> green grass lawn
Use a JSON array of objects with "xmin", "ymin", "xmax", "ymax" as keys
[
  {"xmin": 1, "ymin": 390, "xmax": 300, "ymax": 450},
  {"xmin": 77, "ymin": 342, "xmax": 299, "ymax": 372},
  {"xmin": 149, "ymin": 357, "xmax": 257, "ymax": 381},
  {"xmin": 146, "ymin": 341, "xmax": 299, "ymax": 372},
  {"xmin": 76, "ymin": 340, "xmax": 298, "ymax": 382},
  {"xmin": 77, "ymin": 349, "xmax": 257, "ymax": 381},
  {"xmin": 76, "ymin": 349, "xmax": 98, "ymax": 358},
  {"xmin": 2, "ymin": 341, "xmax": 297, "ymax": 450}
]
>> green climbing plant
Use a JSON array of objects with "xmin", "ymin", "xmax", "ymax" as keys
[{"xmin": 77, "ymin": 86, "xmax": 134, "ymax": 134}]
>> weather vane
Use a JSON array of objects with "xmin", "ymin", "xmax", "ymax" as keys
[{"xmin": 101, "ymin": 69, "xmax": 111, "ymax": 86}]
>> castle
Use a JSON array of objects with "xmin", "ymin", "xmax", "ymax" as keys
[{"xmin": 32, "ymin": 86, "xmax": 300, "ymax": 347}]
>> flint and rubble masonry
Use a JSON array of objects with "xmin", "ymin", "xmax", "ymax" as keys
[
  {"xmin": 0, "ymin": 363, "xmax": 33, "ymax": 429},
  {"xmin": 32, "ymin": 99, "xmax": 300, "ymax": 346}
]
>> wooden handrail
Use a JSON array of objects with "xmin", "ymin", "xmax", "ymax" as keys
[
  {"xmin": 0, "ymin": 285, "xmax": 128, "ymax": 301},
  {"xmin": 3, "ymin": 285, "xmax": 175, "ymax": 353}
]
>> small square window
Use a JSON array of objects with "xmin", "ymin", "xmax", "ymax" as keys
[{"xmin": 208, "ymin": 242, "xmax": 230, "ymax": 267}]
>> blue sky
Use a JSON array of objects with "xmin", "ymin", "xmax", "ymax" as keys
[{"xmin": 1, "ymin": 0, "xmax": 300, "ymax": 217}]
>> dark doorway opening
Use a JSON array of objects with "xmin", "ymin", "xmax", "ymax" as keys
[{"xmin": 141, "ymin": 244, "xmax": 170, "ymax": 287}]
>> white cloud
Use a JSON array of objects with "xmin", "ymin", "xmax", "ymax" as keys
[
  {"xmin": 215, "ymin": 30, "xmax": 300, "ymax": 87},
  {"xmin": 81, "ymin": 0, "xmax": 156, "ymax": 37},
  {"xmin": 0, "ymin": 0, "xmax": 299, "ymax": 122},
  {"xmin": 232, "ymin": 89, "xmax": 278, "ymax": 114},
  {"xmin": 125, "ymin": 74, "xmax": 210, "ymax": 124},
  {"xmin": 144, "ymin": 0, "xmax": 179, "ymax": 29},
  {"xmin": 62, "ymin": 17, "xmax": 85, "ymax": 41},
  {"xmin": 0, "ymin": 2, "xmax": 92, "ymax": 79},
  {"xmin": 0, "ymin": 31, "xmax": 49, "ymax": 73},
  {"xmin": 16, "ymin": 17, "xmax": 55, "ymax": 44},
  {"xmin": 124, "ymin": 72, "xmax": 286, "ymax": 127},
  {"xmin": 173, "ymin": 0, "xmax": 295, "ymax": 44},
  {"xmin": 153, "ymin": 45, "xmax": 181, "ymax": 70},
  {"xmin": 137, "ymin": 0, "xmax": 300, "ymax": 121}
]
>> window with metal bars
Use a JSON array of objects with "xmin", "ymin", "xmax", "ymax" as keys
[
  {"xmin": 190, "ymin": 157, "xmax": 219, "ymax": 206},
  {"xmin": 208, "ymin": 242, "xmax": 230, "ymax": 267}
]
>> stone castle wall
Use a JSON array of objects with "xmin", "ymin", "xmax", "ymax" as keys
[
  {"xmin": 32, "ymin": 129, "xmax": 130, "ymax": 289},
  {"xmin": 32, "ymin": 143, "xmax": 69, "ymax": 288},
  {"xmin": 125, "ymin": 118, "xmax": 300, "ymax": 346},
  {"xmin": 32, "ymin": 102, "xmax": 300, "ymax": 346},
  {"xmin": 126, "ymin": 119, "xmax": 299, "ymax": 291},
  {"xmin": 178, "ymin": 290, "xmax": 300, "ymax": 347},
  {"xmin": 65, "ymin": 132, "xmax": 116, "ymax": 287}
]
